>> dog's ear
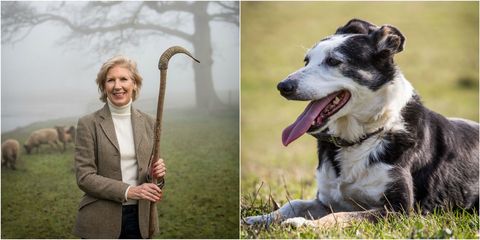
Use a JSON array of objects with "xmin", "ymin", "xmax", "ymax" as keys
[
  {"xmin": 335, "ymin": 19, "xmax": 378, "ymax": 35},
  {"xmin": 370, "ymin": 25, "xmax": 405, "ymax": 56}
]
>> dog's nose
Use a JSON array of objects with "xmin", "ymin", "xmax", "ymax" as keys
[{"xmin": 277, "ymin": 80, "xmax": 297, "ymax": 97}]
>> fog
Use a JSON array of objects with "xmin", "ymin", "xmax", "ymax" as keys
[{"xmin": 1, "ymin": 1, "xmax": 239, "ymax": 132}]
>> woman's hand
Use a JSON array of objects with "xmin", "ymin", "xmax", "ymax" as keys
[
  {"xmin": 151, "ymin": 158, "xmax": 166, "ymax": 179},
  {"xmin": 127, "ymin": 183, "xmax": 163, "ymax": 202}
]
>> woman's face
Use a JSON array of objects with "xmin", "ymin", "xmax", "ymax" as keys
[{"xmin": 105, "ymin": 66, "xmax": 136, "ymax": 107}]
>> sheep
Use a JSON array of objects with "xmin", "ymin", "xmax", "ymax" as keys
[
  {"xmin": 2, "ymin": 139, "xmax": 20, "ymax": 170},
  {"xmin": 24, "ymin": 128, "xmax": 62, "ymax": 154},
  {"xmin": 55, "ymin": 125, "xmax": 76, "ymax": 151},
  {"xmin": 55, "ymin": 126, "xmax": 67, "ymax": 152},
  {"xmin": 64, "ymin": 125, "xmax": 76, "ymax": 144}
]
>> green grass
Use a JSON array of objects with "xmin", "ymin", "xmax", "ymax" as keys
[
  {"xmin": 1, "ymin": 151, "xmax": 80, "ymax": 238},
  {"xmin": 1, "ymin": 108, "xmax": 239, "ymax": 238},
  {"xmin": 241, "ymin": 186, "xmax": 479, "ymax": 239},
  {"xmin": 241, "ymin": 2, "xmax": 479, "ymax": 238}
]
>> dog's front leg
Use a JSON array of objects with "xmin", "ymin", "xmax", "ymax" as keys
[
  {"xmin": 282, "ymin": 208, "xmax": 389, "ymax": 229},
  {"xmin": 245, "ymin": 199, "xmax": 329, "ymax": 226}
]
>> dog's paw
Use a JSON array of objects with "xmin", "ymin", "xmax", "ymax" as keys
[
  {"xmin": 244, "ymin": 215, "xmax": 273, "ymax": 226},
  {"xmin": 281, "ymin": 217, "xmax": 315, "ymax": 228}
]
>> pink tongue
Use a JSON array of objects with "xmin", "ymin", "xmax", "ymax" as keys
[{"xmin": 282, "ymin": 94, "xmax": 338, "ymax": 146}]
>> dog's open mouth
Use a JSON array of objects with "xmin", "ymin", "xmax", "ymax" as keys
[{"xmin": 282, "ymin": 90, "xmax": 351, "ymax": 146}]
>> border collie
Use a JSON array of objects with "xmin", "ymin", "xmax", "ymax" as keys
[{"xmin": 245, "ymin": 19, "xmax": 479, "ymax": 228}]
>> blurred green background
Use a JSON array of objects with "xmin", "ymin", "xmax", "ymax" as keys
[{"xmin": 241, "ymin": 1, "xmax": 478, "ymax": 207}]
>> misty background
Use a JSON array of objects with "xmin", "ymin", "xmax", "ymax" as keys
[{"xmin": 1, "ymin": 1, "xmax": 239, "ymax": 132}]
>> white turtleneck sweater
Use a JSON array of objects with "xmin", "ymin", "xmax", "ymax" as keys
[{"xmin": 107, "ymin": 99, "xmax": 138, "ymax": 205}]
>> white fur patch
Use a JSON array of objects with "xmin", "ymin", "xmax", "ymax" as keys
[
  {"xmin": 294, "ymin": 33, "xmax": 415, "ymax": 141},
  {"xmin": 316, "ymin": 138, "xmax": 393, "ymax": 211},
  {"xmin": 289, "ymin": 35, "xmax": 354, "ymax": 100},
  {"xmin": 282, "ymin": 32, "xmax": 417, "ymax": 216},
  {"xmin": 357, "ymin": 69, "xmax": 373, "ymax": 81}
]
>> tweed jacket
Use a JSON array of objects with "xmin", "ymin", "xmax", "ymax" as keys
[{"xmin": 73, "ymin": 104, "xmax": 158, "ymax": 239}]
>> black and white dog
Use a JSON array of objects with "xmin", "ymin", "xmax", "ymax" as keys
[{"xmin": 246, "ymin": 19, "xmax": 479, "ymax": 228}]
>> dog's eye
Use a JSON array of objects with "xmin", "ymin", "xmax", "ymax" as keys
[
  {"xmin": 325, "ymin": 57, "xmax": 342, "ymax": 67},
  {"xmin": 304, "ymin": 56, "xmax": 309, "ymax": 66}
]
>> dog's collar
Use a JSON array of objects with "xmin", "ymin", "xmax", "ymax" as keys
[{"xmin": 314, "ymin": 127, "xmax": 384, "ymax": 147}]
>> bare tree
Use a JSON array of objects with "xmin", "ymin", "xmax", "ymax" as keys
[{"xmin": 1, "ymin": 1, "xmax": 239, "ymax": 109}]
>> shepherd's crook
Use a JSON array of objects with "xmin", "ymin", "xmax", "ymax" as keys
[{"xmin": 148, "ymin": 46, "xmax": 200, "ymax": 238}]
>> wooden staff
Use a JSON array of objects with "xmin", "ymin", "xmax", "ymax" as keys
[{"xmin": 148, "ymin": 46, "xmax": 200, "ymax": 238}]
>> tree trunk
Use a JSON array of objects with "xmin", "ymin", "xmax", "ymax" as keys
[{"xmin": 192, "ymin": 2, "xmax": 224, "ymax": 109}]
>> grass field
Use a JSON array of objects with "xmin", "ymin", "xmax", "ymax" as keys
[
  {"xmin": 242, "ymin": 197, "xmax": 479, "ymax": 239},
  {"xmin": 241, "ymin": 2, "xmax": 479, "ymax": 238},
  {"xmin": 1, "ymin": 108, "xmax": 239, "ymax": 238}
]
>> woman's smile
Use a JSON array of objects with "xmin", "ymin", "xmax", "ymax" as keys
[{"xmin": 105, "ymin": 66, "xmax": 136, "ymax": 107}]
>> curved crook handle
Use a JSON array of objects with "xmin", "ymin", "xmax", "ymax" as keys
[
  {"xmin": 158, "ymin": 46, "xmax": 200, "ymax": 70},
  {"xmin": 151, "ymin": 45, "xmax": 199, "ymax": 187}
]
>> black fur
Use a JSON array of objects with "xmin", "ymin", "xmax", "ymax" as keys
[
  {"xmin": 335, "ymin": 35, "xmax": 397, "ymax": 91},
  {"xmin": 316, "ymin": 140, "xmax": 341, "ymax": 177},
  {"xmin": 313, "ymin": 20, "xmax": 478, "ymax": 214},
  {"xmin": 396, "ymin": 96, "xmax": 479, "ymax": 212},
  {"xmin": 327, "ymin": 20, "xmax": 406, "ymax": 91},
  {"xmin": 335, "ymin": 19, "xmax": 378, "ymax": 35},
  {"xmin": 331, "ymin": 33, "xmax": 402, "ymax": 91},
  {"xmin": 315, "ymin": 93, "xmax": 479, "ymax": 213},
  {"xmin": 248, "ymin": 19, "xmax": 478, "ymax": 229}
]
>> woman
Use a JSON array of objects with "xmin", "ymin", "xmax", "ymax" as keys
[{"xmin": 74, "ymin": 56, "xmax": 166, "ymax": 238}]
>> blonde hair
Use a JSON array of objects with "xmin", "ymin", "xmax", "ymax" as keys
[{"xmin": 95, "ymin": 55, "xmax": 143, "ymax": 102}]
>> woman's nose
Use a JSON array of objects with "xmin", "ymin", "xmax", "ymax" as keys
[{"xmin": 113, "ymin": 80, "xmax": 121, "ymax": 89}]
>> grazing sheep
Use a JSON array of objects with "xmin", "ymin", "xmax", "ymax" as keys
[
  {"xmin": 24, "ymin": 128, "xmax": 62, "ymax": 154},
  {"xmin": 55, "ymin": 126, "xmax": 67, "ymax": 152},
  {"xmin": 55, "ymin": 125, "xmax": 76, "ymax": 151},
  {"xmin": 2, "ymin": 139, "xmax": 20, "ymax": 170},
  {"xmin": 65, "ymin": 125, "xmax": 76, "ymax": 144}
]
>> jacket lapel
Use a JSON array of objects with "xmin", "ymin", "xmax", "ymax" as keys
[
  {"xmin": 98, "ymin": 104, "xmax": 150, "ymax": 178},
  {"xmin": 132, "ymin": 107, "xmax": 149, "ymax": 172},
  {"xmin": 98, "ymin": 104, "xmax": 120, "ymax": 153}
]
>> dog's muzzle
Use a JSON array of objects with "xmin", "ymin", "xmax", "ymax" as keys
[{"xmin": 277, "ymin": 80, "xmax": 298, "ymax": 98}]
